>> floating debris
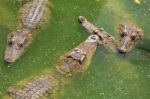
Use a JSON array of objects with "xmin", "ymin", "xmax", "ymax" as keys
[{"xmin": 134, "ymin": 0, "xmax": 141, "ymax": 5}]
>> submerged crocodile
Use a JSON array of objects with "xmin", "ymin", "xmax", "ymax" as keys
[
  {"xmin": 5, "ymin": 0, "xmax": 50, "ymax": 64},
  {"xmin": 117, "ymin": 22, "xmax": 144, "ymax": 53},
  {"xmin": 78, "ymin": 16, "xmax": 144, "ymax": 53},
  {"xmin": 7, "ymin": 34, "xmax": 100, "ymax": 99},
  {"xmin": 78, "ymin": 16, "xmax": 116, "ymax": 51}
]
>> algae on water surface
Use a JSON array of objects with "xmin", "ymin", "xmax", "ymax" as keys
[{"xmin": 0, "ymin": 0, "xmax": 150, "ymax": 99}]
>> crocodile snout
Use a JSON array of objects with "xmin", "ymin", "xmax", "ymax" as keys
[
  {"xmin": 118, "ymin": 48, "xmax": 127, "ymax": 54},
  {"xmin": 78, "ymin": 16, "xmax": 86, "ymax": 23},
  {"xmin": 4, "ymin": 58, "xmax": 13, "ymax": 64}
]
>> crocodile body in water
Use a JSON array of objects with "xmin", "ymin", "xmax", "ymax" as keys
[
  {"xmin": 21, "ymin": 0, "xmax": 49, "ymax": 29},
  {"xmin": 78, "ymin": 16, "xmax": 144, "ymax": 53},
  {"xmin": 78, "ymin": 16, "xmax": 116, "ymax": 51},
  {"xmin": 5, "ymin": 0, "xmax": 50, "ymax": 64},
  {"xmin": 7, "ymin": 34, "xmax": 100, "ymax": 99}
]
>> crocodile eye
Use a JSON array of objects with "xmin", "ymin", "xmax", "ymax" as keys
[
  {"xmin": 121, "ymin": 33, "xmax": 126, "ymax": 37},
  {"xmin": 18, "ymin": 43, "xmax": 23, "ymax": 48},
  {"xmin": 131, "ymin": 36, "xmax": 136, "ymax": 40},
  {"xmin": 8, "ymin": 41, "xmax": 13, "ymax": 46},
  {"xmin": 74, "ymin": 48, "xmax": 79, "ymax": 51},
  {"xmin": 137, "ymin": 29, "xmax": 142, "ymax": 34},
  {"xmin": 93, "ymin": 29, "xmax": 99, "ymax": 34},
  {"xmin": 9, "ymin": 33, "xmax": 14, "ymax": 39}
]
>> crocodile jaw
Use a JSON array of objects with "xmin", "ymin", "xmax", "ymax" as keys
[
  {"xmin": 5, "ymin": 45, "xmax": 23, "ymax": 64},
  {"xmin": 118, "ymin": 36, "xmax": 133, "ymax": 53}
]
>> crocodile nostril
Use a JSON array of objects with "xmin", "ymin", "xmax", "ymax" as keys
[
  {"xmin": 118, "ymin": 48, "xmax": 127, "ymax": 54},
  {"xmin": 4, "ymin": 58, "xmax": 13, "ymax": 64},
  {"xmin": 78, "ymin": 19, "xmax": 82, "ymax": 24},
  {"xmin": 78, "ymin": 16, "xmax": 85, "ymax": 23}
]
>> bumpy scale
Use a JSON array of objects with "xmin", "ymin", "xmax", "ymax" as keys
[
  {"xmin": 78, "ymin": 16, "xmax": 116, "ymax": 51},
  {"xmin": 7, "ymin": 34, "xmax": 100, "ymax": 99},
  {"xmin": 21, "ymin": 0, "xmax": 49, "ymax": 29},
  {"xmin": 118, "ymin": 22, "xmax": 144, "ymax": 53},
  {"xmin": 5, "ymin": 0, "xmax": 50, "ymax": 64}
]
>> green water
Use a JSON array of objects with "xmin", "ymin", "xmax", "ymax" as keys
[{"xmin": 0, "ymin": 0, "xmax": 150, "ymax": 99}]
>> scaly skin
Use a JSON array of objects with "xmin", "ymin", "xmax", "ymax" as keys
[
  {"xmin": 79, "ymin": 16, "xmax": 144, "ymax": 53},
  {"xmin": 7, "ymin": 34, "xmax": 100, "ymax": 99},
  {"xmin": 21, "ymin": 0, "xmax": 49, "ymax": 29},
  {"xmin": 57, "ymin": 34, "xmax": 100, "ymax": 74},
  {"xmin": 118, "ymin": 22, "xmax": 144, "ymax": 53},
  {"xmin": 5, "ymin": 0, "xmax": 50, "ymax": 64},
  {"xmin": 78, "ymin": 16, "xmax": 116, "ymax": 51},
  {"xmin": 8, "ymin": 74, "xmax": 60, "ymax": 99}
]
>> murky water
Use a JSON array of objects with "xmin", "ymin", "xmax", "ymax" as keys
[{"xmin": 0, "ymin": 0, "xmax": 149, "ymax": 99}]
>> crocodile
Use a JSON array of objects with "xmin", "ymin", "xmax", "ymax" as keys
[
  {"xmin": 5, "ymin": 0, "xmax": 50, "ymax": 64},
  {"xmin": 5, "ymin": 29, "xmax": 32, "ymax": 64},
  {"xmin": 78, "ymin": 16, "xmax": 116, "ymax": 51},
  {"xmin": 20, "ymin": 0, "xmax": 49, "ymax": 29},
  {"xmin": 7, "ymin": 74, "xmax": 60, "ymax": 99},
  {"xmin": 7, "ymin": 34, "xmax": 100, "ymax": 99},
  {"xmin": 118, "ymin": 22, "xmax": 144, "ymax": 53},
  {"xmin": 78, "ymin": 16, "xmax": 144, "ymax": 53}
]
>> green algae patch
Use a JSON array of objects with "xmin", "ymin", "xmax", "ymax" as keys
[{"xmin": 0, "ymin": 0, "xmax": 150, "ymax": 99}]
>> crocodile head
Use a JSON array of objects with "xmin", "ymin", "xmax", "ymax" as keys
[
  {"xmin": 118, "ymin": 22, "xmax": 144, "ymax": 53},
  {"xmin": 5, "ymin": 29, "xmax": 31, "ymax": 64},
  {"xmin": 78, "ymin": 16, "xmax": 86, "ymax": 23}
]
